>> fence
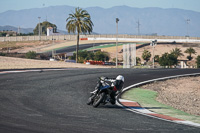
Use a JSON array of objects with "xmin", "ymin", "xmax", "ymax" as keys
[{"xmin": 0, "ymin": 34, "xmax": 200, "ymax": 42}]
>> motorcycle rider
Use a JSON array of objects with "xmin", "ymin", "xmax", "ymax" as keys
[
  {"xmin": 109, "ymin": 75, "xmax": 124, "ymax": 104},
  {"xmin": 94, "ymin": 75, "xmax": 124, "ymax": 104}
]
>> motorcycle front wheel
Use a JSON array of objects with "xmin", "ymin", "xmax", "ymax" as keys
[
  {"xmin": 87, "ymin": 94, "xmax": 95, "ymax": 105},
  {"xmin": 92, "ymin": 92, "xmax": 106, "ymax": 108}
]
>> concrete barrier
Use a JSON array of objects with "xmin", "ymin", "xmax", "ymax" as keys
[{"xmin": 0, "ymin": 35, "xmax": 200, "ymax": 42}]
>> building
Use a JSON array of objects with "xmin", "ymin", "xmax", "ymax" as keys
[{"xmin": 47, "ymin": 27, "xmax": 61, "ymax": 36}]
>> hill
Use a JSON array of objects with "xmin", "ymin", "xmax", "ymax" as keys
[{"xmin": 0, "ymin": 5, "xmax": 200, "ymax": 36}]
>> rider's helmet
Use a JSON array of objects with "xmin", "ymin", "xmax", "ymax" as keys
[{"xmin": 114, "ymin": 75, "xmax": 124, "ymax": 91}]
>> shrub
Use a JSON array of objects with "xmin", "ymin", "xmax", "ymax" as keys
[
  {"xmin": 25, "ymin": 51, "xmax": 37, "ymax": 59},
  {"xmin": 94, "ymin": 51, "xmax": 109, "ymax": 61},
  {"xmin": 159, "ymin": 53, "xmax": 178, "ymax": 67},
  {"xmin": 196, "ymin": 55, "xmax": 200, "ymax": 68},
  {"xmin": 0, "ymin": 53, "xmax": 6, "ymax": 56},
  {"xmin": 154, "ymin": 55, "xmax": 160, "ymax": 62},
  {"xmin": 136, "ymin": 57, "xmax": 141, "ymax": 64},
  {"xmin": 39, "ymin": 54, "xmax": 49, "ymax": 60}
]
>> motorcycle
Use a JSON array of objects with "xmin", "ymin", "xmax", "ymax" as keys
[{"xmin": 87, "ymin": 76, "xmax": 124, "ymax": 108}]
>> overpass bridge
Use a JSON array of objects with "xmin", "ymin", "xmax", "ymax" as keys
[{"xmin": 0, "ymin": 34, "xmax": 200, "ymax": 43}]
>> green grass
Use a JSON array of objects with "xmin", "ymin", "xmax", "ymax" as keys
[
  {"xmin": 122, "ymin": 88, "xmax": 200, "ymax": 123},
  {"xmin": 84, "ymin": 43, "xmax": 124, "ymax": 51},
  {"xmin": 84, "ymin": 43, "xmax": 144, "ymax": 51}
]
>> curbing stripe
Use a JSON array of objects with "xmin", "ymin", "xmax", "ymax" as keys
[
  {"xmin": 118, "ymin": 98, "xmax": 200, "ymax": 128},
  {"xmin": 121, "ymin": 102, "xmax": 141, "ymax": 107},
  {"xmin": 117, "ymin": 73, "xmax": 200, "ymax": 128},
  {"xmin": 147, "ymin": 113, "xmax": 184, "ymax": 121}
]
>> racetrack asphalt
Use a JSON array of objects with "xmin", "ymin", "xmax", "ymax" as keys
[
  {"xmin": 44, "ymin": 42, "xmax": 175, "ymax": 55},
  {"xmin": 44, "ymin": 42, "xmax": 149, "ymax": 55},
  {"xmin": 0, "ymin": 68, "xmax": 200, "ymax": 133}
]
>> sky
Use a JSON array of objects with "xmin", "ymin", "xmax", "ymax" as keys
[{"xmin": 0, "ymin": 0, "xmax": 200, "ymax": 13}]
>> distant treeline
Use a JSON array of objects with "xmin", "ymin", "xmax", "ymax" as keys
[{"xmin": 0, "ymin": 32, "xmax": 34, "ymax": 37}]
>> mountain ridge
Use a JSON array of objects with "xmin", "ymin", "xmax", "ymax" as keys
[{"xmin": 0, "ymin": 5, "xmax": 200, "ymax": 36}]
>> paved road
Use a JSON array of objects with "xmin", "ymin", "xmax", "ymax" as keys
[
  {"xmin": 45, "ymin": 42, "xmax": 147, "ymax": 54},
  {"xmin": 0, "ymin": 68, "xmax": 200, "ymax": 133},
  {"xmin": 46, "ymin": 42, "xmax": 177, "ymax": 55},
  {"xmin": 45, "ymin": 42, "xmax": 118, "ymax": 54}
]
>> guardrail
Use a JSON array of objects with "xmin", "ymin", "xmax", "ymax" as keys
[{"xmin": 0, "ymin": 34, "xmax": 200, "ymax": 42}]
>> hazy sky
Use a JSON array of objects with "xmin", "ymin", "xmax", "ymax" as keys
[{"xmin": 0, "ymin": 0, "xmax": 200, "ymax": 13}]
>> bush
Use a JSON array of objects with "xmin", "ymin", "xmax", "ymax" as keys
[
  {"xmin": 25, "ymin": 51, "xmax": 37, "ymax": 59},
  {"xmin": 154, "ymin": 55, "xmax": 160, "ymax": 62},
  {"xmin": 136, "ymin": 57, "xmax": 141, "ymax": 64},
  {"xmin": 39, "ymin": 54, "xmax": 49, "ymax": 60},
  {"xmin": 69, "ymin": 50, "xmax": 110, "ymax": 63},
  {"xmin": 196, "ymin": 55, "xmax": 200, "ymax": 68},
  {"xmin": 159, "ymin": 53, "xmax": 178, "ymax": 67},
  {"xmin": 0, "ymin": 53, "xmax": 6, "ymax": 56},
  {"xmin": 94, "ymin": 51, "xmax": 109, "ymax": 61}
]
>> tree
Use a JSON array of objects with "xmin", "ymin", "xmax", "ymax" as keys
[
  {"xmin": 86, "ymin": 52, "xmax": 94, "ymax": 60},
  {"xmin": 170, "ymin": 48, "xmax": 183, "ymax": 58},
  {"xmin": 112, "ymin": 58, "xmax": 119, "ymax": 62},
  {"xmin": 33, "ymin": 21, "xmax": 57, "ymax": 35},
  {"xmin": 196, "ymin": 55, "xmax": 200, "ymax": 68},
  {"xmin": 159, "ymin": 53, "xmax": 178, "ymax": 67},
  {"xmin": 69, "ymin": 50, "xmax": 96, "ymax": 63},
  {"xmin": 0, "ymin": 32, "xmax": 7, "ymax": 37},
  {"xmin": 142, "ymin": 50, "xmax": 151, "ymax": 62},
  {"xmin": 184, "ymin": 47, "xmax": 196, "ymax": 60},
  {"xmin": 136, "ymin": 57, "xmax": 141, "ymax": 64},
  {"xmin": 94, "ymin": 51, "xmax": 109, "ymax": 61},
  {"xmin": 66, "ymin": 7, "xmax": 93, "ymax": 63},
  {"xmin": 154, "ymin": 55, "xmax": 160, "ymax": 62}
]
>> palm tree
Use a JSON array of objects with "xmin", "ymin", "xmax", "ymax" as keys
[
  {"xmin": 66, "ymin": 7, "xmax": 93, "ymax": 63},
  {"xmin": 184, "ymin": 47, "xmax": 196, "ymax": 60},
  {"xmin": 170, "ymin": 48, "xmax": 184, "ymax": 59},
  {"xmin": 142, "ymin": 49, "xmax": 151, "ymax": 62}
]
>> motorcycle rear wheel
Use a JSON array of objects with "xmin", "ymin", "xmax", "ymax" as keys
[{"xmin": 92, "ymin": 92, "xmax": 106, "ymax": 108}]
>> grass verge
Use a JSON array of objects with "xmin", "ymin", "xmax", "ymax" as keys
[
  {"xmin": 122, "ymin": 88, "xmax": 200, "ymax": 124},
  {"xmin": 84, "ymin": 43, "xmax": 124, "ymax": 51}
]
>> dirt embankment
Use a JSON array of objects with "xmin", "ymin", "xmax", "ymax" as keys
[
  {"xmin": 0, "ymin": 56, "xmax": 112, "ymax": 69},
  {"xmin": 142, "ymin": 76, "xmax": 200, "ymax": 116}
]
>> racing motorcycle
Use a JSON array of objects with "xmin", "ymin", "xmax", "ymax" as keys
[{"xmin": 87, "ymin": 75, "xmax": 124, "ymax": 108}]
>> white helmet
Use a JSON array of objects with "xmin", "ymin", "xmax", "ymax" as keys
[
  {"xmin": 114, "ymin": 75, "xmax": 124, "ymax": 91},
  {"xmin": 116, "ymin": 75, "xmax": 124, "ymax": 82}
]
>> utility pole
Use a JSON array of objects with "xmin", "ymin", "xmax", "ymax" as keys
[
  {"xmin": 116, "ymin": 18, "xmax": 119, "ymax": 68},
  {"xmin": 136, "ymin": 19, "xmax": 141, "ymax": 35},
  {"xmin": 38, "ymin": 17, "xmax": 41, "ymax": 41}
]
